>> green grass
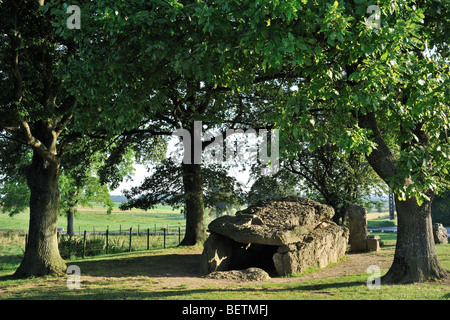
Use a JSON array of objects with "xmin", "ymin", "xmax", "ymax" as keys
[
  {"xmin": 367, "ymin": 219, "xmax": 397, "ymax": 229},
  {"xmin": 0, "ymin": 231, "xmax": 25, "ymax": 276},
  {"xmin": 1, "ymin": 207, "xmax": 448, "ymax": 300},
  {"xmin": 0, "ymin": 245, "xmax": 449, "ymax": 300}
]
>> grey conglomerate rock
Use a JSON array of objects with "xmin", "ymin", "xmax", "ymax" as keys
[{"xmin": 201, "ymin": 197, "xmax": 349, "ymax": 277}]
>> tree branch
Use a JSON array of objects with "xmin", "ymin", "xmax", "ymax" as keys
[
  {"xmin": 358, "ymin": 112, "xmax": 398, "ymax": 182},
  {"xmin": 20, "ymin": 121, "xmax": 59, "ymax": 164}
]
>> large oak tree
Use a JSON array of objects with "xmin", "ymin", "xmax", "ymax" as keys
[
  {"xmin": 0, "ymin": 0, "xmax": 77, "ymax": 277},
  {"xmin": 0, "ymin": 0, "xmax": 132, "ymax": 277},
  {"xmin": 51, "ymin": 0, "xmax": 279, "ymax": 245},
  {"xmin": 208, "ymin": 0, "xmax": 449, "ymax": 283}
]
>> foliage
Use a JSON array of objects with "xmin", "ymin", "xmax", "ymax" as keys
[
  {"xmin": 246, "ymin": 168, "xmax": 301, "ymax": 206},
  {"xmin": 58, "ymin": 234, "xmax": 105, "ymax": 258},
  {"xmin": 431, "ymin": 190, "xmax": 450, "ymax": 226},
  {"xmin": 120, "ymin": 159, "xmax": 246, "ymax": 216},
  {"xmin": 0, "ymin": 177, "xmax": 30, "ymax": 217},
  {"xmin": 283, "ymin": 141, "xmax": 387, "ymax": 221},
  {"xmin": 184, "ymin": 0, "xmax": 450, "ymax": 204}
]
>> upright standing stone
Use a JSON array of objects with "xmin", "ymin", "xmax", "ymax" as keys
[
  {"xmin": 433, "ymin": 223, "xmax": 448, "ymax": 244},
  {"xmin": 347, "ymin": 204, "xmax": 369, "ymax": 252},
  {"xmin": 200, "ymin": 232, "xmax": 234, "ymax": 274}
]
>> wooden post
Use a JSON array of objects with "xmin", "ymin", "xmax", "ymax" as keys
[
  {"xmin": 82, "ymin": 230, "xmax": 87, "ymax": 259},
  {"xmin": 129, "ymin": 227, "xmax": 132, "ymax": 252},
  {"xmin": 147, "ymin": 228, "xmax": 150, "ymax": 250},
  {"xmin": 178, "ymin": 223, "xmax": 181, "ymax": 244},
  {"xmin": 138, "ymin": 225, "xmax": 140, "ymax": 236},
  {"xmin": 120, "ymin": 224, "xmax": 122, "ymax": 235},
  {"xmin": 106, "ymin": 228, "xmax": 109, "ymax": 254}
]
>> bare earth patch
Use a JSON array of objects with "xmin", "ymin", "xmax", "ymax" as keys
[{"xmin": 75, "ymin": 248, "xmax": 395, "ymax": 291}]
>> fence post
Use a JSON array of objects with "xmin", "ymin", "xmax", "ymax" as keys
[
  {"xmin": 129, "ymin": 227, "xmax": 132, "ymax": 252},
  {"xmin": 178, "ymin": 223, "xmax": 181, "ymax": 244},
  {"xmin": 120, "ymin": 224, "xmax": 122, "ymax": 235},
  {"xmin": 106, "ymin": 228, "xmax": 109, "ymax": 254},
  {"xmin": 147, "ymin": 228, "xmax": 150, "ymax": 250},
  {"xmin": 82, "ymin": 230, "xmax": 87, "ymax": 259},
  {"xmin": 138, "ymin": 225, "xmax": 140, "ymax": 236}
]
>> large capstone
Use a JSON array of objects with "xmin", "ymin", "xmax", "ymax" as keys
[
  {"xmin": 207, "ymin": 197, "xmax": 335, "ymax": 246},
  {"xmin": 200, "ymin": 197, "xmax": 349, "ymax": 277}
]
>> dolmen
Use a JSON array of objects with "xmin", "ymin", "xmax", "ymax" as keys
[{"xmin": 200, "ymin": 197, "xmax": 349, "ymax": 276}]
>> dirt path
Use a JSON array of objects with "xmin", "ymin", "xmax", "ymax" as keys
[{"xmin": 109, "ymin": 249, "xmax": 395, "ymax": 290}]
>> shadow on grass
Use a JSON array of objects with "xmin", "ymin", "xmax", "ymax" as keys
[
  {"xmin": 0, "ymin": 254, "xmax": 22, "ymax": 278},
  {"xmin": 68, "ymin": 253, "xmax": 202, "ymax": 278},
  {"xmin": 0, "ymin": 279, "xmax": 365, "ymax": 300},
  {"xmin": 0, "ymin": 250, "xmax": 367, "ymax": 300}
]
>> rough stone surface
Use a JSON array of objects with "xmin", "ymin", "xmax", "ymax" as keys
[
  {"xmin": 366, "ymin": 235, "xmax": 381, "ymax": 251},
  {"xmin": 200, "ymin": 232, "xmax": 233, "ymax": 274},
  {"xmin": 208, "ymin": 197, "xmax": 335, "ymax": 246},
  {"xmin": 273, "ymin": 222, "xmax": 349, "ymax": 275},
  {"xmin": 205, "ymin": 267, "xmax": 271, "ymax": 282},
  {"xmin": 347, "ymin": 204, "xmax": 369, "ymax": 252},
  {"xmin": 201, "ymin": 197, "xmax": 349, "ymax": 277},
  {"xmin": 433, "ymin": 223, "xmax": 448, "ymax": 244}
]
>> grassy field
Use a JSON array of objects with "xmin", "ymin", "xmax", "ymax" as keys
[
  {"xmin": 0, "ymin": 203, "xmax": 189, "ymax": 233},
  {"xmin": 1, "ymin": 208, "xmax": 449, "ymax": 300}
]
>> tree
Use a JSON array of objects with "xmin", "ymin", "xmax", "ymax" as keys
[
  {"xmin": 0, "ymin": 162, "xmax": 115, "ymax": 236},
  {"xmin": 0, "ymin": 0, "xmax": 133, "ymax": 277},
  {"xmin": 48, "ymin": 0, "xmax": 449, "ymax": 283},
  {"xmin": 120, "ymin": 159, "xmax": 245, "ymax": 229},
  {"xmin": 283, "ymin": 142, "xmax": 386, "ymax": 224},
  {"xmin": 208, "ymin": 0, "xmax": 449, "ymax": 283},
  {"xmin": 0, "ymin": 0, "xmax": 77, "ymax": 277},
  {"xmin": 58, "ymin": 167, "xmax": 114, "ymax": 237},
  {"xmin": 51, "ymin": 0, "xmax": 276, "ymax": 245},
  {"xmin": 246, "ymin": 168, "xmax": 300, "ymax": 206}
]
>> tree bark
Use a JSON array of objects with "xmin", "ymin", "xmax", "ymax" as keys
[
  {"xmin": 179, "ymin": 162, "xmax": 207, "ymax": 246},
  {"xmin": 381, "ymin": 195, "xmax": 449, "ymax": 284},
  {"xmin": 66, "ymin": 208, "xmax": 75, "ymax": 237},
  {"xmin": 14, "ymin": 123, "xmax": 66, "ymax": 278}
]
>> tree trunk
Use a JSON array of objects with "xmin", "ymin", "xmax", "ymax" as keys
[
  {"xmin": 179, "ymin": 162, "xmax": 207, "ymax": 246},
  {"xmin": 67, "ymin": 208, "xmax": 75, "ymax": 237},
  {"xmin": 358, "ymin": 112, "xmax": 449, "ymax": 284},
  {"xmin": 381, "ymin": 195, "xmax": 449, "ymax": 284},
  {"xmin": 14, "ymin": 126, "xmax": 66, "ymax": 278}
]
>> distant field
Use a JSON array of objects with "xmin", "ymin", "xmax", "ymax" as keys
[
  {"xmin": 0, "ymin": 204, "xmax": 394, "ymax": 233},
  {"xmin": 0, "ymin": 203, "xmax": 190, "ymax": 233}
]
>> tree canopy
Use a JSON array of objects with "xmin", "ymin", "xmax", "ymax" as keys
[{"xmin": 0, "ymin": 0, "xmax": 448, "ymax": 283}]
